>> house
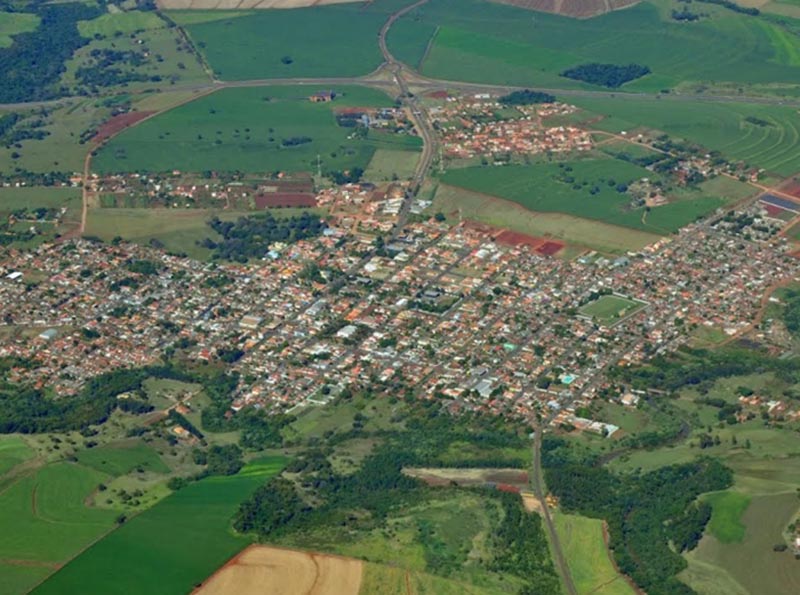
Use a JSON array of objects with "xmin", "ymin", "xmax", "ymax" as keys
[{"xmin": 310, "ymin": 91, "xmax": 335, "ymax": 103}]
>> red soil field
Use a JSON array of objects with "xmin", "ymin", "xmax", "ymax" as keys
[
  {"xmin": 93, "ymin": 111, "xmax": 155, "ymax": 144},
  {"xmin": 536, "ymin": 240, "xmax": 564, "ymax": 256},
  {"xmin": 254, "ymin": 193, "xmax": 316, "ymax": 208},
  {"xmin": 779, "ymin": 180, "xmax": 800, "ymax": 200},
  {"xmin": 495, "ymin": 229, "xmax": 545, "ymax": 248}
]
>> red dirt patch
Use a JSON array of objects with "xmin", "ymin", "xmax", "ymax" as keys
[
  {"xmin": 495, "ymin": 229, "xmax": 545, "ymax": 249},
  {"xmin": 254, "ymin": 193, "xmax": 316, "ymax": 208},
  {"xmin": 536, "ymin": 240, "xmax": 564, "ymax": 256},
  {"xmin": 93, "ymin": 111, "xmax": 155, "ymax": 144},
  {"xmin": 779, "ymin": 180, "xmax": 800, "ymax": 200}
]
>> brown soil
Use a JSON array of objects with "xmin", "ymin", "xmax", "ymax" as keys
[{"xmin": 93, "ymin": 112, "xmax": 156, "ymax": 144}]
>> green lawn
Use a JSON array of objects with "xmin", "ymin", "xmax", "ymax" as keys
[
  {"xmin": 579, "ymin": 295, "xmax": 646, "ymax": 325},
  {"xmin": 0, "ymin": 11, "xmax": 39, "ymax": 48},
  {"xmin": 572, "ymin": 97, "xmax": 800, "ymax": 176},
  {"xmin": 32, "ymin": 457, "xmax": 287, "ymax": 595},
  {"xmin": 399, "ymin": 0, "xmax": 800, "ymax": 93},
  {"xmin": 171, "ymin": 4, "xmax": 388, "ymax": 80},
  {"xmin": 93, "ymin": 85, "xmax": 420, "ymax": 174},
  {"xmin": 703, "ymin": 491, "xmax": 751, "ymax": 544},
  {"xmin": 76, "ymin": 443, "xmax": 171, "ymax": 477},
  {"xmin": 441, "ymin": 159, "xmax": 723, "ymax": 233},
  {"xmin": 554, "ymin": 512, "xmax": 635, "ymax": 595}
]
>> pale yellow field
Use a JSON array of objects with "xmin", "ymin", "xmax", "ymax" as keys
[
  {"xmin": 157, "ymin": 0, "xmax": 359, "ymax": 9},
  {"xmin": 193, "ymin": 545, "xmax": 363, "ymax": 595}
]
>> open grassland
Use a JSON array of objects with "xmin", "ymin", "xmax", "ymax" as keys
[
  {"xmin": 440, "ymin": 159, "xmax": 725, "ymax": 234},
  {"xmin": 77, "ymin": 10, "xmax": 166, "ymax": 38},
  {"xmin": 399, "ymin": 0, "xmax": 800, "ymax": 92},
  {"xmin": 491, "ymin": 0, "xmax": 640, "ymax": 18},
  {"xmin": 93, "ymin": 86, "xmax": 420, "ymax": 174},
  {"xmin": 0, "ymin": 435, "xmax": 34, "ymax": 477},
  {"xmin": 32, "ymin": 457, "xmax": 287, "ymax": 595},
  {"xmin": 0, "ymin": 11, "xmax": 39, "ymax": 48},
  {"xmin": 703, "ymin": 491, "xmax": 751, "ymax": 543},
  {"xmin": 359, "ymin": 561, "xmax": 511, "ymax": 595},
  {"xmin": 364, "ymin": 149, "xmax": 421, "ymax": 182},
  {"xmin": 553, "ymin": 513, "xmax": 635, "ymax": 595},
  {"xmin": 194, "ymin": 545, "xmax": 363, "ymax": 595},
  {"xmin": 0, "ymin": 186, "xmax": 81, "ymax": 216},
  {"xmin": 681, "ymin": 492, "xmax": 800, "ymax": 595},
  {"xmin": 84, "ymin": 207, "xmax": 324, "ymax": 260},
  {"xmin": 572, "ymin": 97, "xmax": 800, "ymax": 176},
  {"xmin": 161, "ymin": 0, "xmax": 360, "ymax": 9},
  {"xmin": 433, "ymin": 183, "xmax": 660, "ymax": 253},
  {"xmin": 76, "ymin": 443, "xmax": 170, "ymax": 477},
  {"xmin": 171, "ymin": 4, "xmax": 387, "ymax": 79}
]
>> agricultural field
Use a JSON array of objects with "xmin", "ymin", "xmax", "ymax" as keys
[
  {"xmin": 553, "ymin": 513, "xmax": 635, "ymax": 595},
  {"xmin": 0, "ymin": 435, "xmax": 34, "ymax": 477},
  {"xmin": 92, "ymin": 86, "xmax": 421, "ymax": 175},
  {"xmin": 440, "ymin": 158, "xmax": 728, "ymax": 234},
  {"xmin": 170, "ymin": 4, "xmax": 388, "ymax": 79},
  {"xmin": 363, "ymin": 148, "xmax": 420, "ymax": 181},
  {"xmin": 359, "ymin": 561, "xmax": 510, "ymax": 595},
  {"xmin": 76, "ymin": 442, "xmax": 170, "ymax": 477},
  {"xmin": 32, "ymin": 457, "xmax": 288, "ymax": 595},
  {"xmin": 703, "ymin": 490, "xmax": 751, "ymax": 543},
  {"xmin": 578, "ymin": 294, "xmax": 647, "ymax": 326},
  {"xmin": 397, "ymin": 0, "xmax": 800, "ymax": 93},
  {"xmin": 572, "ymin": 97, "xmax": 800, "ymax": 177},
  {"xmin": 76, "ymin": 10, "xmax": 167, "ymax": 38},
  {"xmin": 432, "ymin": 183, "xmax": 661, "ymax": 253},
  {"xmin": 84, "ymin": 207, "xmax": 325, "ymax": 260},
  {"xmin": 0, "ymin": 11, "xmax": 39, "ymax": 48}
]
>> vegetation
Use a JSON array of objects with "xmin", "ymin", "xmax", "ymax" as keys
[
  {"xmin": 499, "ymin": 89, "xmax": 556, "ymax": 105},
  {"xmin": 561, "ymin": 63, "xmax": 651, "ymax": 88}
]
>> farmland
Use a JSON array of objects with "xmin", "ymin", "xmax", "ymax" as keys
[
  {"xmin": 553, "ymin": 513, "xmax": 635, "ymax": 595},
  {"xmin": 92, "ymin": 86, "xmax": 421, "ymax": 175},
  {"xmin": 170, "ymin": 4, "xmax": 388, "ymax": 79},
  {"xmin": 76, "ymin": 10, "xmax": 166, "ymax": 38},
  {"xmin": 440, "ymin": 158, "xmax": 727, "ymax": 234},
  {"xmin": 32, "ymin": 457, "xmax": 287, "ymax": 595},
  {"xmin": 703, "ymin": 491, "xmax": 751, "ymax": 543},
  {"xmin": 399, "ymin": 0, "xmax": 800, "ymax": 93},
  {"xmin": 572, "ymin": 97, "xmax": 800, "ymax": 176}
]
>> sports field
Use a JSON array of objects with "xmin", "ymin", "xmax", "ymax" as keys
[
  {"xmin": 573, "ymin": 97, "xmax": 800, "ymax": 176},
  {"xmin": 93, "ymin": 86, "xmax": 420, "ymax": 174},
  {"xmin": 553, "ymin": 513, "xmax": 635, "ymax": 595},
  {"xmin": 170, "ymin": 4, "xmax": 387, "ymax": 79},
  {"xmin": 0, "ymin": 11, "xmax": 39, "ymax": 48},
  {"xmin": 440, "ymin": 159, "xmax": 725, "ymax": 233},
  {"xmin": 397, "ymin": 0, "xmax": 800, "ymax": 92},
  {"xmin": 32, "ymin": 457, "xmax": 287, "ymax": 595},
  {"xmin": 579, "ymin": 295, "xmax": 646, "ymax": 325}
]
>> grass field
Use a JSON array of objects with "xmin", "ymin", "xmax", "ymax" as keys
[
  {"xmin": 681, "ymin": 492, "xmax": 800, "ymax": 595},
  {"xmin": 579, "ymin": 295, "xmax": 646, "ymax": 325},
  {"xmin": 93, "ymin": 86, "xmax": 420, "ymax": 174},
  {"xmin": 396, "ymin": 0, "xmax": 800, "ymax": 93},
  {"xmin": 703, "ymin": 491, "xmax": 751, "ymax": 543},
  {"xmin": 359, "ymin": 561, "xmax": 510, "ymax": 595},
  {"xmin": 32, "ymin": 456, "xmax": 287, "ymax": 595},
  {"xmin": 171, "ymin": 4, "xmax": 387, "ymax": 79},
  {"xmin": 363, "ymin": 149, "xmax": 420, "ymax": 182},
  {"xmin": 553, "ymin": 513, "xmax": 635, "ymax": 595},
  {"xmin": 433, "ymin": 183, "xmax": 661, "ymax": 253},
  {"xmin": 573, "ymin": 97, "xmax": 800, "ymax": 176},
  {"xmin": 0, "ymin": 435, "xmax": 34, "ymax": 477},
  {"xmin": 76, "ymin": 443, "xmax": 171, "ymax": 477},
  {"xmin": 440, "ymin": 159, "xmax": 725, "ymax": 234},
  {"xmin": 0, "ymin": 11, "xmax": 39, "ymax": 48},
  {"xmin": 77, "ymin": 10, "xmax": 166, "ymax": 38}
]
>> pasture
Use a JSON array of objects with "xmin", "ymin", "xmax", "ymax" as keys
[
  {"xmin": 402, "ymin": 0, "xmax": 800, "ymax": 92},
  {"xmin": 440, "ymin": 159, "xmax": 725, "ymax": 234},
  {"xmin": 553, "ymin": 513, "xmax": 635, "ymax": 595},
  {"xmin": 93, "ymin": 86, "xmax": 420, "ymax": 174},
  {"xmin": 77, "ymin": 10, "xmax": 166, "ymax": 38},
  {"xmin": 572, "ymin": 97, "xmax": 800, "ymax": 177},
  {"xmin": 579, "ymin": 295, "xmax": 646, "ymax": 325},
  {"xmin": 432, "ymin": 183, "xmax": 661, "ymax": 253},
  {"xmin": 363, "ymin": 149, "xmax": 420, "ymax": 182},
  {"xmin": 0, "ymin": 435, "xmax": 34, "ymax": 477},
  {"xmin": 76, "ymin": 443, "xmax": 170, "ymax": 477},
  {"xmin": 703, "ymin": 491, "xmax": 751, "ymax": 543},
  {"xmin": 170, "ymin": 5, "xmax": 386, "ymax": 79},
  {"xmin": 0, "ymin": 11, "xmax": 39, "ymax": 48},
  {"xmin": 32, "ymin": 457, "xmax": 288, "ymax": 595}
]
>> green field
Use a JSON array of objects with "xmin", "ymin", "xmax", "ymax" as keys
[
  {"xmin": 93, "ymin": 86, "xmax": 420, "ymax": 174},
  {"xmin": 394, "ymin": 0, "xmax": 800, "ymax": 93},
  {"xmin": 440, "ymin": 159, "xmax": 725, "ymax": 234},
  {"xmin": 573, "ymin": 97, "xmax": 800, "ymax": 176},
  {"xmin": 579, "ymin": 295, "xmax": 646, "ymax": 325},
  {"xmin": 0, "ymin": 11, "xmax": 39, "ymax": 48},
  {"xmin": 32, "ymin": 457, "xmax": 287, "ymax": 595},
  {"xmin": 364, "ymin": 148, "xmax": 421, "ymax": 181},
  {"xmin": 554, "ymin": 513, "xmax": 635, "ymax": 595},
  {"xmin": 359, "ymin": 562, "xmax": 510, "ymax": 595},
  {"xmin": 77, "ymin": 10, "xmax": 166, "ymax": 38},
  {"xmin": 703, "ymin": 491, "xmax": 751, "ymax": 543},
  {"xmin": 171, "ymin": 4, "xmax": 388, "ymax": 80},
  {"xmin": 0, "ymin": 435, "xmax": 34, "ymax": 477},
  {"xmin": 432, "ymin": 183, "xmax": 661, "ymax": 253},
  {"xmin": 76, "ymin": 443, "xmax": 171, "ymax": 477}
]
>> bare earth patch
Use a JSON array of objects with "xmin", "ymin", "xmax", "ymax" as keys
[
  {"xmin": 490, "ymin": 0, "xmax": 640, "ymax": 18},
  {"xmin": 192, "ymin": 545, "xmax": 363, "ymax": 595},
  {"xmin": 157, "ymin": 0, "xmax": 359, "ymax": 9}
]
